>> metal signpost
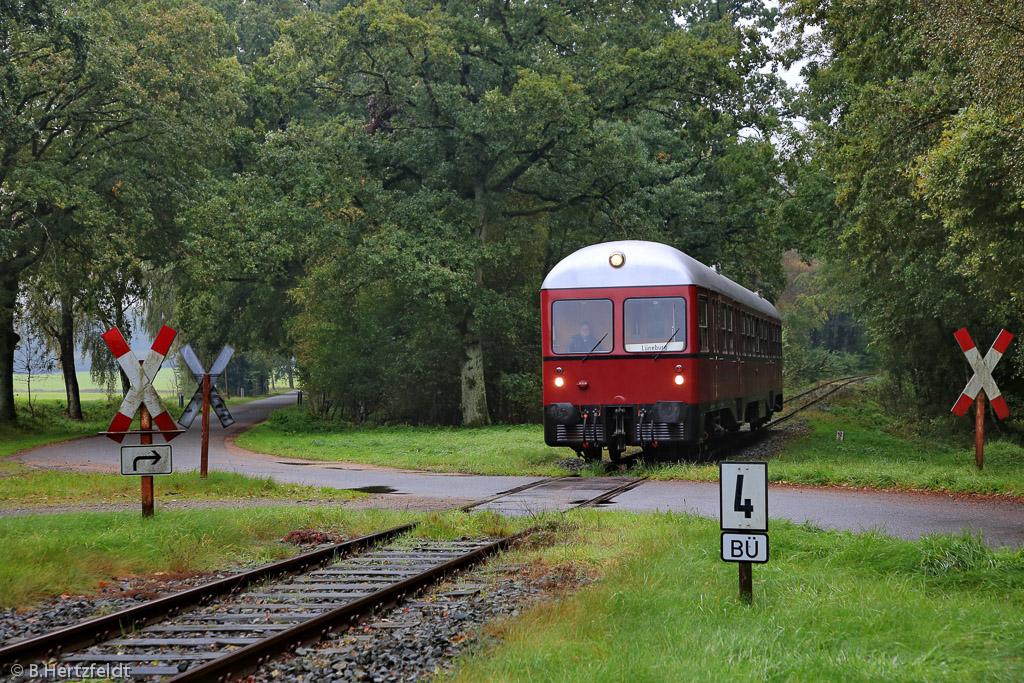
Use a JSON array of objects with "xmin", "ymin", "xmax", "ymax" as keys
[
  {"xmin": 100, "ymin": 326, "xmax": 183, "ymax": 517},
  {"xmin": 720, "ymin": 462, "xmax": 768, "ymax": 603},
  {"xmin": 951, "ymin": 328, "xmax": 1014, "ymax": 470},
  {"xmin": 178, "ymin": 344, "xmax": 235, "ymax": 478}
]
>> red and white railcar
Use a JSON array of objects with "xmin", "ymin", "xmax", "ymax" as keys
[{"xmin": 541, "ymin": 240, "xmax": 783, "ymax": 461}]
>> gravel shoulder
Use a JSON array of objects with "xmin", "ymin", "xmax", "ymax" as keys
[{"xmin": 0, "ymin": 537, "xmax": 585, "ymax": 683}]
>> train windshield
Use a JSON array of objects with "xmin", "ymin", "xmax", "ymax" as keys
[
  {"xmin": 624, "ymin": 297, "xmax": 686, "ymax": 352},
  {"xmin": 551, "ymin": 299, "xmax": 613, "ymax": 354}
]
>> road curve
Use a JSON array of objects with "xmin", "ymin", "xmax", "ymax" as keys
[{"xmin": 14, "ymin": 392, "xmax": 1024, "ymax": 548}]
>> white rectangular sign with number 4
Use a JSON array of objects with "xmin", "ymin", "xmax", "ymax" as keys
[{"xmin": 719, "ymin": 462, "xmax": 767, "ymax": 531}]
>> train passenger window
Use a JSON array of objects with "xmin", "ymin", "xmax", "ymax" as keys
[
  {"xmin": 698, "ymin": 296, "xmax": 708, "ymax": 351},
  {"xmin": 726, "ymin": 305, "xmax": 734, "ymax": 353},
  {"xmin": 551, "ymin": 299, "xmax": 613, "ymax": 354},
  {"xmin": 624, "ymin": 297, "xmax": 686, "ymax": 352}
]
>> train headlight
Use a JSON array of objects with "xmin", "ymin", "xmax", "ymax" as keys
[
  {"xmin": 609, "ymin": 251, "xmax": 625, "ymax": 268},
  {"xmin": 554, "ymin": 376, "xmax": 565, "ymax": 387},
  {"xmin": 674, "ymin": 374, "xmax": 684, "ymax": 385}
]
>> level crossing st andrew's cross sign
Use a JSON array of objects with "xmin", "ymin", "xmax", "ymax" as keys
[
  {"xmin": 951, "ymin": 327, "xmax": 1013, "ymax": 470},
  {"xmin": 177, "ymin": 344, "xmax": 235, "ymax": 429},
  {"xmin": 177, "ymin": 344, "xmax": 235, "ymax": 478},
  {"xmin": 101, "ymin": 325, "xmax": 181, "ymax": 442},
  {"xmin": 951, "ymin": 328, "xmax": 1013, "ymax": 420}
]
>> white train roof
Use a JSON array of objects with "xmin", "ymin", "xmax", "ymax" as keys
[{"xmin": 542, "ymin": 240, "xmax": 779, "ymax": 319}]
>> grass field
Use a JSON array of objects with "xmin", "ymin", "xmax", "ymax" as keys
[
  {"xmin": 13, "ymin": 370, "xmax": 180, "ymax": 400},
  {"xmin": 445, "ymin": 511, "xmax": 1024, "ymax": 681},
  {"xmin": 237, "ymin": 410, "xmax": 569, "ymax": 476},
  {"xmin": 238, "ymin": 385, "xmax": 1024, "ymax": 496},
  {"xmin": 12, "ymin": 371, "xmax": 289, "ymax": 402}
]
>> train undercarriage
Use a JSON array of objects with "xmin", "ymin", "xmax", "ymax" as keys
[{"xmin": 544, "ymin": 392, "xmax": 784, "ymax": 462}]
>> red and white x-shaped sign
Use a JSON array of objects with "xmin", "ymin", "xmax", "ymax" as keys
[
  {"xmin": 101, "ymin": 325, "xmax": 181, "ymax": 442},
  {"xmin": 952, "ymin": 328, "xmax": 1014, "ymax": 420}
]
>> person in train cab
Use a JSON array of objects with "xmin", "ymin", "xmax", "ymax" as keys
[{"xmin": 566, "ymin": 322, "xmax": 603, "ymax": 353}]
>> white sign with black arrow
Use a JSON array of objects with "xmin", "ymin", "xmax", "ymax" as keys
[{"xmin": 121, "ymin": 445, "xmax": 173, "ymax": 476}]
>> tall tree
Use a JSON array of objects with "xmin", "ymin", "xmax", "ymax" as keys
[
  {"xmin": 0, "ymin": 0, "xmax": 241, "ymax": 422},
  {"xmin": 273, "ymin": 0, "xmax": 785, "ymax": 425},
  {"xmin": 779, "ymin": 0, "xmax": 1024, "ymax": 409}
]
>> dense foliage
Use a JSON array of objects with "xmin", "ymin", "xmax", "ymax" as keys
[
  {"xmin": 0, "ymin": 0, "xmax": 240, "ymax": 421},
  {"xmin": 8, "ymin": 0, "xmax": 1021, "ymax": 428},
  {"xmin": 777, "ymin": 0, "xmax": 1024, "ymax": 415},
  {"xmin": 177, "ymin": 0, "xmax": 791, "ymax": 425}
]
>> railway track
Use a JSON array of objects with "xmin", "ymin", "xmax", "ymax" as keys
[
  {"xmin": 768, "ymin": 375, "xmax": 872, "ymax": 429},
  {"xmin": 701, "ymin": 374, "xmax": 872, "ymax": 461},
  {"xmin": 1, "ymin": 378, "xmax": 868, "ymax": 680},
  {"xmin": 605, "ymin": 375, "xmax": 873, "ymax": 466},
  {"xmin": 0, "ymin": 476, "xmax": 643, "ymax": 682}
]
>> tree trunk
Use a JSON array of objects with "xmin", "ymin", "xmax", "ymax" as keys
[
  {"xmin": 459, "ymin": 180, "xmax": 491, "ymax": 427},
  {"xmin": 59, "ymin": 293, "xmax": 83, "ymax": 420},
  {"xmin": 0, "ymin": 272, "xmax": 20, "ymax": 423},
  {"xmin": 460, "ymin": 330, "xmax": 488, "ymax": 427},
  {"xmin": 114, "ymin": 296, "xmax": 131, "ymax": 396}
]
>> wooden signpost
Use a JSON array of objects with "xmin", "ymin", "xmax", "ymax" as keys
[{"xmin": 951, "ymin": 328, "xmax": 1014, "ymax": 470}]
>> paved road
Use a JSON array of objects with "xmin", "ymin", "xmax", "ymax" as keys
[{"xmin": 15, "ymin": 393, "xmax": 1024, "ymax": 548}]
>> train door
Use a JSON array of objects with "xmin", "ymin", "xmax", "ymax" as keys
[
  {"xmin": 698, "ymin": 294, "xmax": 711, "ymax": 402},
  {"xmin": 728, "ymin": 304, "xmax": 742, "ymax": 404},
  {"xmin": 709, "ymin": 295, "xmax": 720, "ymax": 402}
]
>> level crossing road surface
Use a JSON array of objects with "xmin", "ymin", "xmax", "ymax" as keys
[{"xmin": 14, "ymin": 393, "xmax": 1024, "ymax": 548}]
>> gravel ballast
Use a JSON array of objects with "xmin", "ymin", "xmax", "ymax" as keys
[{"xmin": 0, "ymin": 544, "xmax": 585, "ymax": 683}]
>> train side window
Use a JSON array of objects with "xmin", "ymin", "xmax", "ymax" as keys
[
  {"xmin": 551, "ymin": 299, "xmax": 613, "ymax": 354},
  {"xmin": 743, "ymin": 314, "xmax": 751, "ymax": 354},
  {"xmin": 698, "ymin": 296, "xmax": 708, "ymax": 351},
  {"xmin": 725, "ymin": 304, "xmax": 733, "ymax": 353},
  {"xmin": 624, "ymin": 297, "xmax": 686, "ymax": 352},
  {"xmin": 714, "ymin": 301, "xmax": 721, "ymax": 353}
]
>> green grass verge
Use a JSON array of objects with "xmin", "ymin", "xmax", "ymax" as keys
[
  {"xmin": 239, "ymin": 388, "xmax": 1024, "ymax": 496},
  {"xmin": 1, "ymin": 390, "xmax": 288, "ymax": 461},
  {"xmin": 0, "ymin": 469, "xmax": 363, "ymax": 508},
  {"xmin": 630, "ymin": 385, "xmax": 1024, "ymax": 495},
  {"xmin": 0, "ymin": 507, "xmax": 529, "ymax": 609},
  {"xmin": 237, "ymin": 407, "xmax": 571, "ymax": 476},
  {"xmin": 0, "ymin": 399, "xmax": 114, "ymax": 458},
  {"xmin": 446, "ymin": 511, "xmax": 1024, "ymax": 681}
]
